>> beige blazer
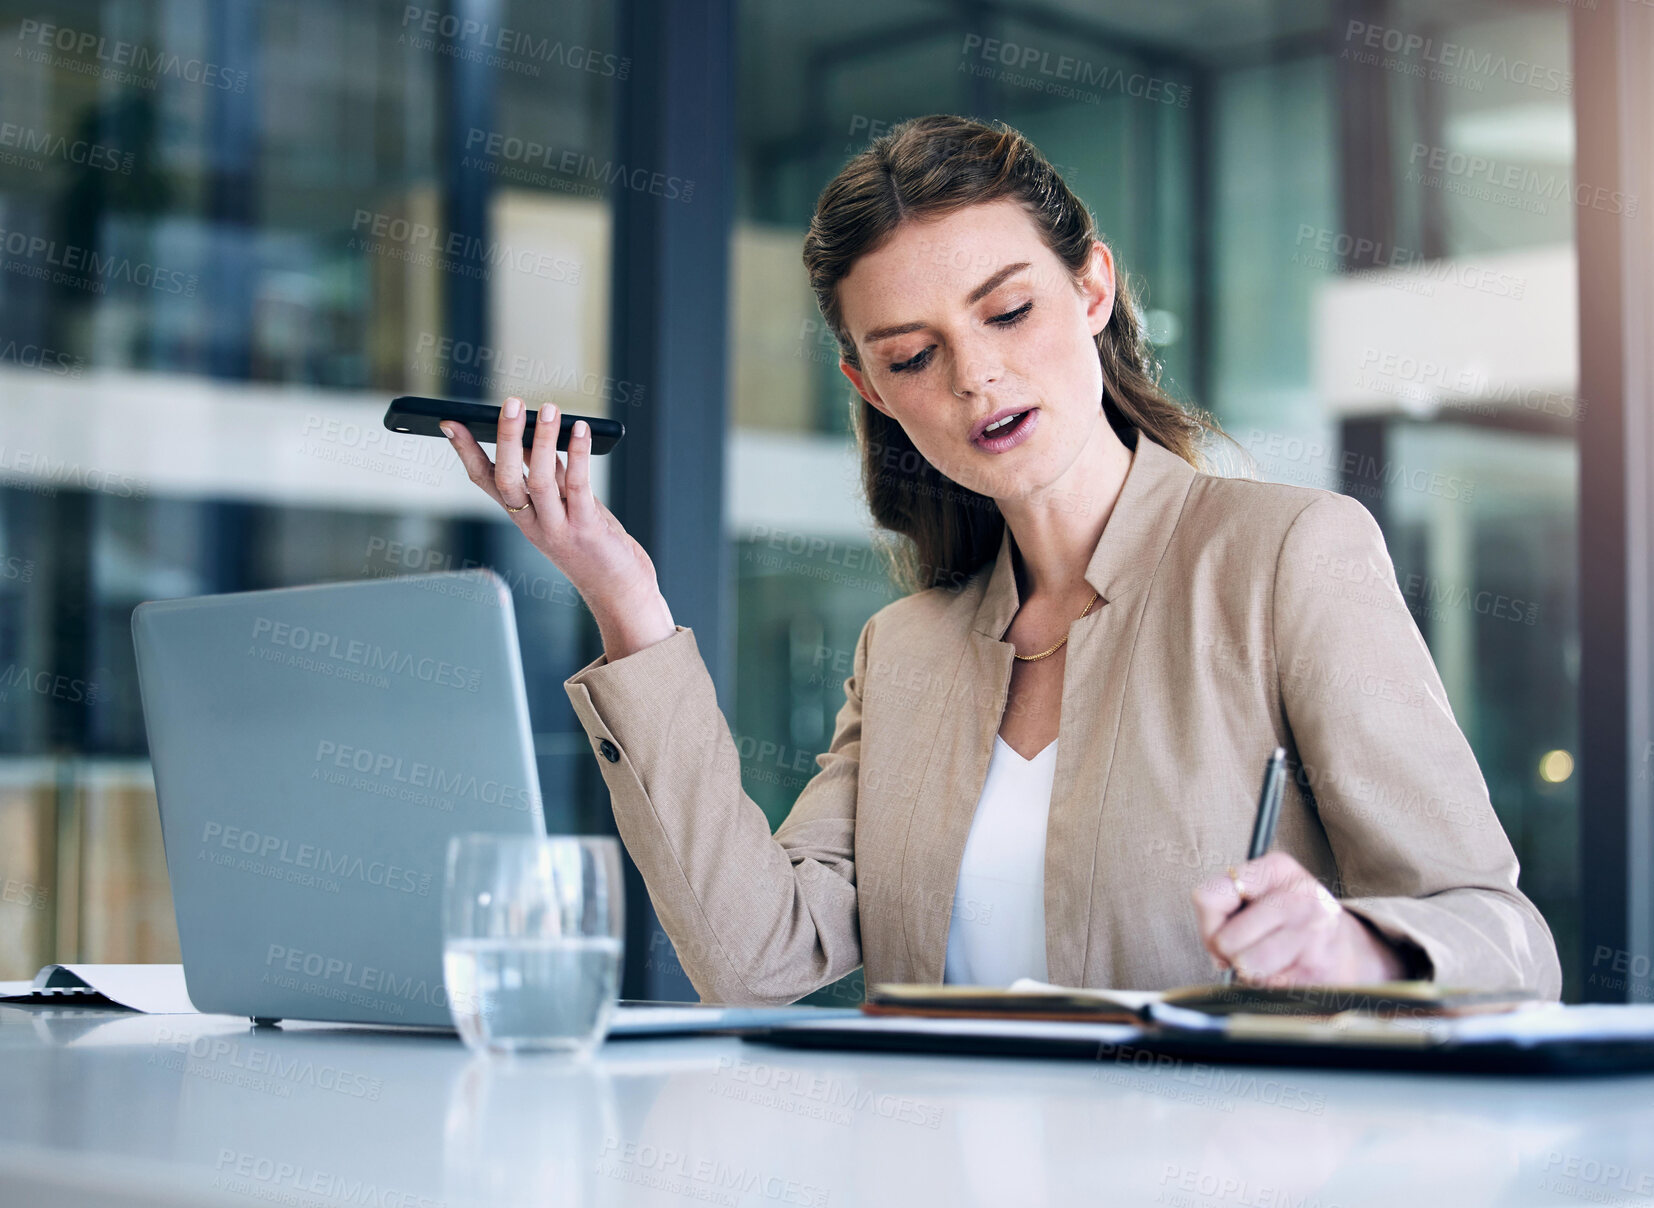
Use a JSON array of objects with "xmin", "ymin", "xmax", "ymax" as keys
[{"xmin": 563, "ymin": 433, "xmax": 1562, "ymax": 1005}]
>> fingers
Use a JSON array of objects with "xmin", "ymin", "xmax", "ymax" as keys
[
  {"xmin": 1272, "ymin": 952, "xmax": 1335, "ymax": 989},
  {"xmin": 1209, "ymin": 890, "xmax": 1299, "ymax": 961},
  {"xmin": 1215, "ymin": 887, "xmax": 1344, "ymax": 985},
  {"xmin": 493, "ymin": 396, "xmax": 529, "ymax": 506},
  {"xmin": 562, "ymin": 416, "xmax": 598, "ymax": 524},
  {"xmin": 1192, "ymin": 851, "xmax": 1329, "ymax": 978},
  {"xmin": 1256, "ymin": 914, "xmax": 1349, "ymax": 986},
  {"xmin": 1190, "ymin": 852, "xmax": 1302, "ymax": 938},
  {"xmin": 1190, "ymin": 871, "xmax": 1245, "ymax": 948},
  {"xmin": 1230, "ymin": 850, "xmax": 1307, "ymax": 901},
  {"xmin": 1224, "ymin": 917, "xmax": 1329, "ymax": 985},
  {"xmin": 524, "ymin": 402, "xmax": 565, "ymax": 526},
  {"xmin": 442, "ymin": 420, "xmax": 505, "ymax": 508},
  {"xmin": 443, "ymin": 399, "xmax": 600, "ymax": 526}
]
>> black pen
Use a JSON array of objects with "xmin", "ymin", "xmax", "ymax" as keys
[{"xmin": 1219, "ymin": 745, "xmax": 1287, "ymax": 986}]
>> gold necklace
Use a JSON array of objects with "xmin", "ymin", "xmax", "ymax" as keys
[{"xmin": 1012, "ymin": 590, "xmax": 1101, "ymax": 661}]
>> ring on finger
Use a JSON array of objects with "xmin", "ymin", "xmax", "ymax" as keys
[{"xmin": 505, "ymin": 499, "xmax": 532, "ymax": 513}]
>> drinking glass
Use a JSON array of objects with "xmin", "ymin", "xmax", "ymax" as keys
[{"xmin": 442, "ymin": 834, "xmax": 624, "ymax": 1056}]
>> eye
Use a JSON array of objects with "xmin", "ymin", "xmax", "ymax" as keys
[
  {"xmin": 886, "ymin": 301, "xmax": 1030, "ymax": 374},
  {"xmin": 888, "ymin": 347, "xmax": 933, "ymax": 374}
]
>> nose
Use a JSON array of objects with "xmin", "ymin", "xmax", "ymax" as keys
[{"xmin": 949, "ymin": 349, "xmax": 1002, "ymax": 398}]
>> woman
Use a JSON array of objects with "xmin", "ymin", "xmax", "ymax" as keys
[{"xmin": 441, "ymin": 114, "xmax": 1561, "ymax": 1004}]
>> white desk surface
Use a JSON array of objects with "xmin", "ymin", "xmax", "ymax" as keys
[{"xmin": 3, "ymin": 1002, "xmax": 1652, "ymax": 1208}]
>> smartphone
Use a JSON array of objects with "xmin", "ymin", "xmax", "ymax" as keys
[{"xmin": 383, "ymin": 395, "xmax": 625, "ymax": 455}]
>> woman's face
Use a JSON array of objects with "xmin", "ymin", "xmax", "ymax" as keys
[{"xmin": 836, "ymin": 197, "xmax": 1116, "ymax": 503}]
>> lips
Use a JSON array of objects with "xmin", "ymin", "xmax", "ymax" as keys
[
  {"xmin": 971, "ymin": 407, "xmax": 1039, "ymax": 453},
  {"xmin": 970, "ymin": 406, "xmax": 1031, "ymax": 444}
]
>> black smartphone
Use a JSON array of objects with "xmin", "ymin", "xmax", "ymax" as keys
[{"xmin": 383, "ymin": 395, "xmax": 625, "ymax": 455}]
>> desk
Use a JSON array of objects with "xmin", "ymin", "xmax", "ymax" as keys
[{"xmin": 2, "ymin": 1003, "xmax": 1652, "ymax": 1207}]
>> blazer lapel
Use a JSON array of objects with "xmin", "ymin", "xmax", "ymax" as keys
[
  {"xmin": 897, "ymin": 618, "xmax": 1014, "ymax": 981},
  {"xmin": 901, "ymin": 433, "xmax": 1196, "ymax": 986}
]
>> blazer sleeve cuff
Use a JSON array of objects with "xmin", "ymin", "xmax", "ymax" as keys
[
  {"xmin": 1338, "ymin": 897, "xmax": 1441, "ymax": 981},
  {"xmin": 562, "ymin": 625, "xmax": 699, "ymax": 759},
  {"xmin": 1338, "ymin": 894, "xmax": 1560, "ymax": 996}
]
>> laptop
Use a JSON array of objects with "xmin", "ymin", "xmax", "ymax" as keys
[{"xmin": 131, "ymin": 569, "xmax": 547, "ymax": 1027}]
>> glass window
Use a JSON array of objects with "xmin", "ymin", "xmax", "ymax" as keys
[
  {"xmin": 0, "ymin": 0, "xmax": 620, "ymax": 976},
  {"xmin": 0, "ymin": 0, "xmax": 1593, "ymax": 1000}
]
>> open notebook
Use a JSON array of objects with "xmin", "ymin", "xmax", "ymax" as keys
[{"xmin": 863, "ymin": 977, "xmax": 1542, "ymax": 1027}]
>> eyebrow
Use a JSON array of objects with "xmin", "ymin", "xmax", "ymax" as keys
[{"xmin": 862, "ymin": 261, "xmax": 1033, "ymax": 344}]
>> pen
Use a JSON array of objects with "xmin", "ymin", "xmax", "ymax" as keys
[{"xmin": 1220, "ymin": 745, "xmax": 1287, "ymax": 986}]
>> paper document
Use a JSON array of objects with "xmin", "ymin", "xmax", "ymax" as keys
[{"xmin": 0, "ymin": 964, "xmax": 199, "ymax": 1014}]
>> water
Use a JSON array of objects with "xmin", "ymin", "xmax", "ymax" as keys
[{"xmin": 444, "ymin": 935, "xmax": 623, "ymax": 1055}]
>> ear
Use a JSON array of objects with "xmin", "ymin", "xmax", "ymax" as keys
[
  {"xmin": 840, "ymin": 358, "xmax": 895, "ymax": 419},
  {"xmin": 1082, "ymin": 241, "xmax": 1117, "ymax": 338}
]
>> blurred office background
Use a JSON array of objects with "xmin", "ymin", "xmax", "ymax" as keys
[{"xmin": 2, "ymin": 0, "xmax": 1650, "ymax": 1006}]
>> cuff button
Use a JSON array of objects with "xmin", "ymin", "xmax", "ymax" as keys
[{"xmin": 598, "ymin": 738, "xmax": 620, "ymax": 763}]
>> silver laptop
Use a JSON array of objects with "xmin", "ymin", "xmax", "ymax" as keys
[{"xmin": 132, "ymin": 569, "xmax": 547, "ymax": 1027}]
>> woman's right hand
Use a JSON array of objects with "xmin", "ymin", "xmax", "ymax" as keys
[{"xmin": 442, "ymin": 396, "xmax": 675, "ymax": 659}]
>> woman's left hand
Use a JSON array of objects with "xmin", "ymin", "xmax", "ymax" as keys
[{"xmin": 1191, "ymin": 851, "xmax": 1410, "ymax": 986}]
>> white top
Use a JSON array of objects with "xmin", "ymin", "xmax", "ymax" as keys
[{"xmin": 943, "ymin": 734, "xmax": 1058, "ymax": 986}]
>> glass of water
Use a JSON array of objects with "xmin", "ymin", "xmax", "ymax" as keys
[{"xmin": 442, "ymin": 834, "xmax": 624, "ymax": 1057}]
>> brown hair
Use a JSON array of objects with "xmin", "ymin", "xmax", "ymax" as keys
[{"xmin": 802, "ymin": 113, "xmax": 1234, "ymax": 597}]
